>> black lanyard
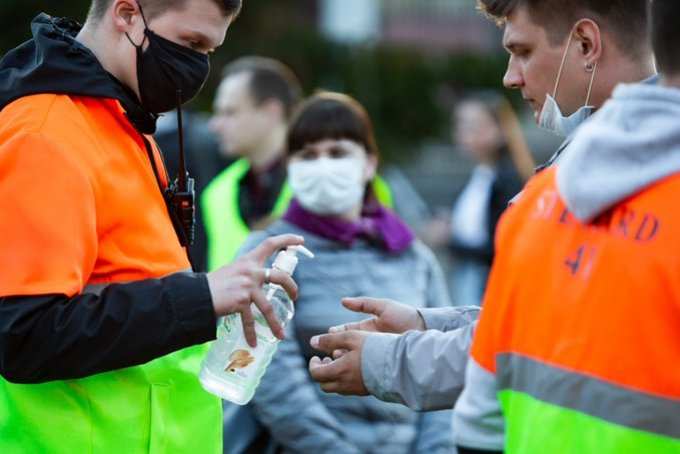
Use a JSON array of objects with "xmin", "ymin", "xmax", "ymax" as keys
[{"xmin": 140, "ymin": 91, "xmax": 196, "ymax": 270}]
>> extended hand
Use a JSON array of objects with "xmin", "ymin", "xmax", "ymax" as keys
[
  {"xmin": 329, "ymin": 297, "xmax": 425, "ymax": 335},
  {"xmin": 206, "ymin": 234, "xmax": 304, "ymax": 347},
  {"xmin": 308, "ymin": 331, "xmax": 369, "ymax": 396}
]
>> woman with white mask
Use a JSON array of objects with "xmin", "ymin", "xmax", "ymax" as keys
[{"xmin": 228, "ymin": 92, "xmax": 455, "ymax": 453}]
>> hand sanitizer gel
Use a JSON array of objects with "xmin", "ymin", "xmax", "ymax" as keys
[{"xmin": 199, "ymin": 245, "xmax": 314, "ymax": 405}]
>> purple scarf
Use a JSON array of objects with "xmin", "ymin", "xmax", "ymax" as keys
[{"xmin": 283, "ymin": 198, "xmax": 415, "ymax": 254}]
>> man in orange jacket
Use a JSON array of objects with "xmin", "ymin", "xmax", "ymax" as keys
[
  {"xmin": 0, "ymin": 1, "xmax": 303, "ymax": 452},
  {"xmin": 453, "ymin": 0, "xmax": 680, "ymax": 451}
]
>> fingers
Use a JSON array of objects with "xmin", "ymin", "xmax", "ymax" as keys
[
  {"xmin": 266, "ymin": 268, "xmax": 299, "ymax": 301},
  {"xmin": 308, "ymin": 355, "xmax": 344, "ymax": 383},
  {"xmin": 252, "ymin": 290, "xmax": 284, "ymax": 340},
  {"xmin": 341, "ymin": 297, "xmax": 386, "ymax": 317},
  {"xmin": 329, "ymin": 323, "xmax": 354, "ymax": 333},
  {"xmin": 248, "ymin": 234, "xmax": 304, "ymax": 264},
  {"xmin": 319, "ymin": 381, "xmax": 342, "ymax": 394},
  {"xmin": 309, "ymin": 356, "xmax": 353, "ymax": 394},
  {"xmin": 329, "ymin": 318, "xmax": 376, "ymax": 333},
  {"xmin": 240, "ymin": 306, "xmax": 257, "ymax": 348},
  {"xmin": 310, "ymin": 331, "xmax": 358, "ymax": 354},
  {"xmin": 332, "ymin": 349, "xmax": 348, "ymax": 360}
]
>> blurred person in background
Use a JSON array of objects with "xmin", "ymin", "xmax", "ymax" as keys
[
  {"xmin": 229, "ymin": 92, "xmax": 456, "ymax": 454},
  {"xmin": 203, "ymin": 56, "xmax": 303, "ymax": 271},
  {"xmin": 424, "ymin": 92, "xmax": 533, "ymax": 306},
  {"xmin": 155, "ymin": 110, "xmax": 230, "ymax": 271}
]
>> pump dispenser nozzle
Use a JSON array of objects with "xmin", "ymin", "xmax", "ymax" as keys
[{"xmin": 272, "ymin": 246, "xmax": 315, "ymax": 276}]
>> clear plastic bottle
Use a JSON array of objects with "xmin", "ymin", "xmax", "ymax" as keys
[{"xmin": 199, "ymin": 245, "xmax": 314, "ymax": 405}]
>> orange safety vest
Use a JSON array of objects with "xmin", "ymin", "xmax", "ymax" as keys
[
  {"xmin": 472, "ymin": 167, "xmax": 680, "ymax": 453},
  {"xmin": 0, "ymin": 94, "xmax": 221, "ymax": 453}
]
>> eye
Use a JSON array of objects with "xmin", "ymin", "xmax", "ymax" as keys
[
  {"xmin": 298, "ymin": 149, "xmax": 318, "ymax": 160},
  {"xmin": 330, "ymin": 147, "xmax": 350, "ymax": 158},
  {"xmin": 515, "ymin": 47, "xmax": 531, "ymax": 59},
  {"xmin": 183, "ymin": 36, "xmax": 208, "ymax": 52},
  {"xmin": 506, "ymin": 44, "xmax": 531, "ymax": 59}
]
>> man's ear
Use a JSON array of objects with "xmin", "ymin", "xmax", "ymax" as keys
[
  {"xmin": 111, "ymin": 0, "xmax": 143, "ymax": 35},
  {"xmin": 261, "ymin": 98, "xmax": 286, "ymax": 124},
  {"xmin": 573, "ymin": 18, "xmax": 603, "ymax": 66}
]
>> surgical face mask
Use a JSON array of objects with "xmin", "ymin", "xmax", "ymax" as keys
[
  {"xmin": 538, "ymin": 31, "xmax": 598, "ymax": 137},
  {"xmin": 126, "ymin": 3, "xmax": 210, "ymax": 114},
  {"xmin": 288, "ymin": 155, "xmax": 367, "ymax": 216}
]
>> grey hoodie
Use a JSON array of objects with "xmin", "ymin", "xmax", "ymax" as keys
[{"xmin": 557, "ymin": 82, "xmax": 680, "ymax": 221}]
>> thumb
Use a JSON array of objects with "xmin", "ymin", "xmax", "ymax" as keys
[{"xmin": 342, "ymin": 297, "xmax": 386, "ymax": 317}]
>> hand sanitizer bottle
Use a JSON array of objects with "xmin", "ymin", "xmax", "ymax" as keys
[{"xmin": 199, "ymin": 245, "xmax": 314, "ymax": 405}]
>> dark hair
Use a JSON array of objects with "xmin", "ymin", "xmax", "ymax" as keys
[
  {"xmin": 477, "ymin": 0, "xmax": 649, "ymax": 57},
  {"xmin": 287, "ymin": 92, "xmax": 379, "ymax": 159},
  {"xmin": 88, "ymin": 0, "xmax": 241, "ymax": 22},
  {"xmin": 221, "ymin": 57, "xmax": 303, "ymax": 119},
  {"xmin": 650, "ymin": 0, "xmax": 680, "ymax": 76}
]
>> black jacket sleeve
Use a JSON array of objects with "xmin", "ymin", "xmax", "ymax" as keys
[{"xmin": 0, "ymin": 272, "xmax": 216, "ymax": 384}]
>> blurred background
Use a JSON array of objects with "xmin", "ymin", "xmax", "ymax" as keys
[{"xmin": 1, "ymin": 0, "xmax": 562, "ymax": 294}]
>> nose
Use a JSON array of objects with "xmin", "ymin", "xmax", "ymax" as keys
[{"xmin": 503, "ymin": 57, "xmax": 524, "ymax": 90}]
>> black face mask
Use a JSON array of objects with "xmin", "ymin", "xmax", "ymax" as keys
[{"xmin": 126, "ymin": 6, "xmax": 210, "ymax": 114}]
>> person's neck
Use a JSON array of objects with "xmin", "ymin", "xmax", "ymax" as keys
[
  {"xmin": 661, "ymin": 74, "xmax": 680, "ymax": 90},
  {"xmin": 248, "ymin": 126, "xmax": 287, "ymax": 172},
  {"xmin": 75, "ymin": 22, "xmax": 136, "ymax": 97},
  {"xmin": 590, "ymin": 54, "xmax": 656, "ymax": 108},
  {"xmin": 337, "ymin": 204, "xmax": 362, "ymax": 222},
  {"xmin": 477, "ymin": 151, "xmax": 499, "ymax": 168},
  {"xmin": 76, "ymin": 24, "xmax": 112, "ymax": 78}
]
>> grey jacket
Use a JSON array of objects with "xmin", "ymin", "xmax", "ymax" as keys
[
  {"xmin": 361, "ymin": 307, "xmax": 479, "ymax": 411},
  {"xmin": 234, "ymin": 220, "xmax": 456, "ymax": 454},
  {"xmin": 454, "ymin": 80, "xmax": 680, "ymax": 451}
]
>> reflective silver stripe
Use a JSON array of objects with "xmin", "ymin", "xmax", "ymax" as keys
[
  {"xmin": 81, "ymin": 269, "xmax": 193, "ymax": 296},
  {"xmin": 497, "ymin": 353, "xmax": 680, "ymax": 439}
]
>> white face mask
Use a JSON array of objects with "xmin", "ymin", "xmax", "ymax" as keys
[
  {"xmin": 538, "ymin": 31, "xmax": 598, "ymax": 138},
  {"xmin": 288, "ymin": 155, "xmax": 367, "ymax": 216}
]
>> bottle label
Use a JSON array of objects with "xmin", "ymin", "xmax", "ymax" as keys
[{"xmin": 219, "ymin": 310, "xmax": 276, "ymax": 384}]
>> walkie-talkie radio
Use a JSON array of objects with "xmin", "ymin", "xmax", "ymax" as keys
[
  {"xmin": 169, "ymin": 177, "xmax": 195, "ymax": 247},
  {"xmin": 166, "ymin": 89, "xmax": 196, "ymax": 247},
  {"xmin": 165, "ymin": 90, "xmax": 196, "ymax": 249}
]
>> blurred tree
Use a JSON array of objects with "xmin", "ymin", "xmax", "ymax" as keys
[
  {"xmin": 0, "ymin": 1, "xmax": 90, "ymax": 53},
  {"xmin": 1, "ymin": 0, "xmax": 512, "ymax": 162}
]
